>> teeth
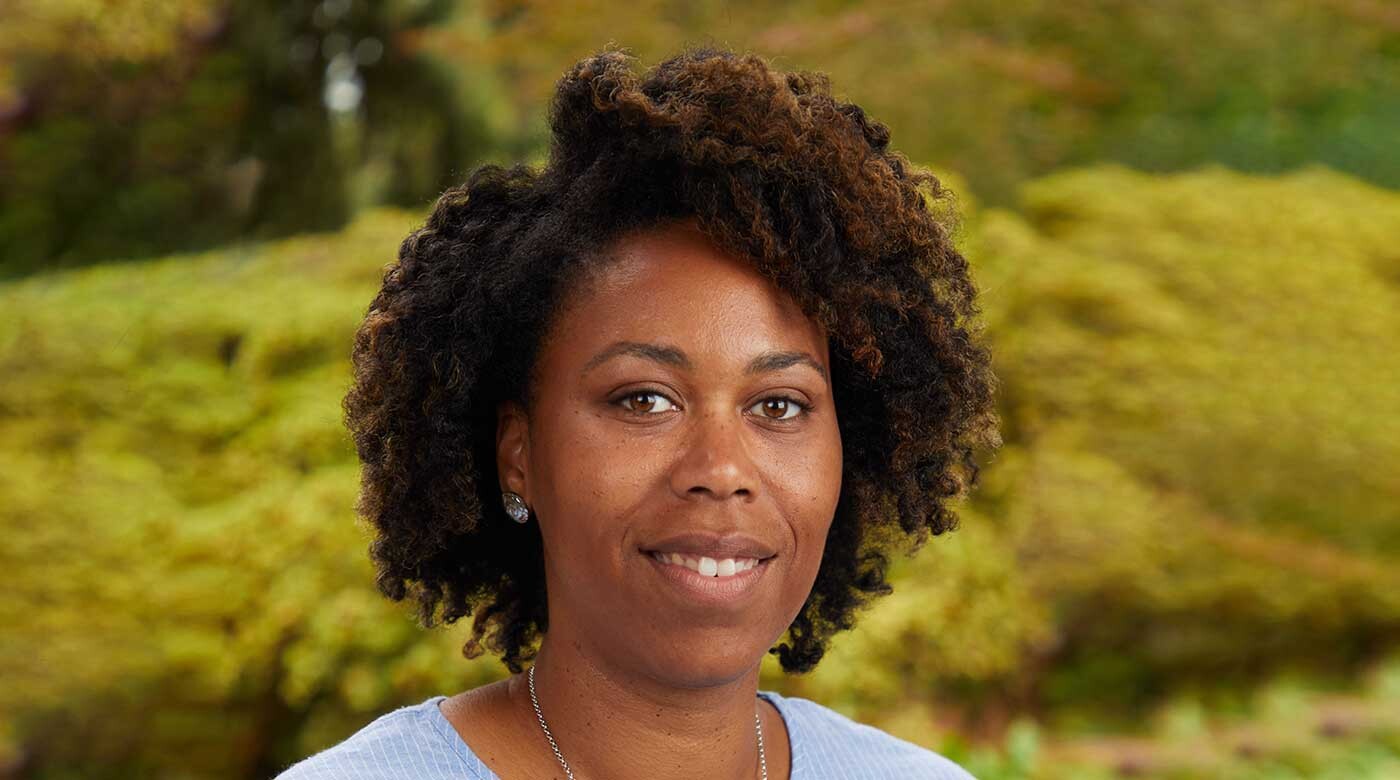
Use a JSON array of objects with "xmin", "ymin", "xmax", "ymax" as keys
[{"xmin": 651, "ymin": 551, "xmax": 760, "ymax": 577}]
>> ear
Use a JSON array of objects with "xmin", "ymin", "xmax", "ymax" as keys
[{"xmin": 496, "ymin": 399, "xmax": 530, "ymax": 500}]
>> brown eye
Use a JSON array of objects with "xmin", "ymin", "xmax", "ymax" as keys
[
  {"xmin": 748, "ymin": 396, "xmax": 810, "ymax": 422},
  {"xmin": 618, "ymin": 390, "xmax": 677, "ymax": 415}
]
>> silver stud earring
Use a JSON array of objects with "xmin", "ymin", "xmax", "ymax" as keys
[{"xmin": 502, "ymin": 491, "xmax": 531, "ymax": 524}]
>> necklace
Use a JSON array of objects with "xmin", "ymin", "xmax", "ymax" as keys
[{"xmin": 527, "ymin": 664, "xmax": 768, "ymax": 780}]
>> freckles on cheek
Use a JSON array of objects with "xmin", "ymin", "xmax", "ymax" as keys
[
  {"xmin": 788, "ymin": 454, "xmax": 841, "ymax": 551},
  {"xmin": 785, "ymin": 453, "xmax": 837, "ymax": 504},
  {"xmin": 558, "ymin": 432, "xmax": 651, "ymax": 548}
]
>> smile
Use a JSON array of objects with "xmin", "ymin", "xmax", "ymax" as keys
[
  {"xmin": 648, "ymin": 550, "xmax": 762, "ymax": 577},
  {"xmin": 643, "ymin": 550, "xmax": 775, "ymax": 607}
]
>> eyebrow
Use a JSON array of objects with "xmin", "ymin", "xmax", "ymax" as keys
[{"xmin": 581, "ymin": 341, "xmax": 829, "ymax": 383}]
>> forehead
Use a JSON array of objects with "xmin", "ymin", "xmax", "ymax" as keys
[{"xmin": 546, "ymin": 222, "xmax": 828, "ymax": 368}]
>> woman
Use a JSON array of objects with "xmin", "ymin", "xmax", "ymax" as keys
[{"xmin": 278, "ymin": 45, "xmax": 999, "ymax": 780}]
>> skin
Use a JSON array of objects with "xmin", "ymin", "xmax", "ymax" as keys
[{"xmin": 439, "ymin": 218, "xmax": 844, "ymax": 779}]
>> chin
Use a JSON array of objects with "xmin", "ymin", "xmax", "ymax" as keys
[{"xmin": 632, "ymin": 633, "xmax": 770, "ymax": 689}]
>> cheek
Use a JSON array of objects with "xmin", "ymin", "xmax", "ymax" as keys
[
  {"xmin": 762, "ymin": 437, "xmax": 841, "ymax": 630},
  {"xmin": 757, "ymin": 435, "xmax": 842, "ymax": 581},
  {"xmin": 534, "ymin": 410, "xmax": 659, "ymax": 555}
]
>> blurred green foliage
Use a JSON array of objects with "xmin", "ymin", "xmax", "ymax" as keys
[
  {"xmin": 0, "ymin": 0, "xmax": 511, "ymax": 276},
  {"xmin": 444, "ymin": 0, "xmax": 1400, "ymax": 206},
  {"xmin": 960, "ymin": 655, "xmax": 1400, "ymax": 779},
  {"xmin": 3, "ymin": 164, "xmax": 1398, "ymax": 777},
  {"xmin": 4, "ymin": 0, "xmax": 1399, "ymax": 276}
]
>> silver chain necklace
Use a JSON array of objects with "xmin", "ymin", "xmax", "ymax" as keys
[{"xmin": 527, "ymin": 664, "xmax": 767, "ymax": 780}]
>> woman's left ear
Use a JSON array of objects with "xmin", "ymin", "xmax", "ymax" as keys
[{"xmin": 495, "ymin": 399, "xmax": 530, "ymax": 502}]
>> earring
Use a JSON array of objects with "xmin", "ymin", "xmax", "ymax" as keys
[{"xmin": 501, "ymin": 491, "xmax": 531, "ymax": 524}]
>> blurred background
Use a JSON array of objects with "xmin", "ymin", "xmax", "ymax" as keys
[{"xmin": 2, "ymin": 1, "xmax": 1398, "ymax": 778}]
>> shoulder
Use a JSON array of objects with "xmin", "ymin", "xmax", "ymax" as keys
[
  {"xmin": 272, "ymin": 696, "xmax": 485, "ymax": 780},
  {"xmin": 761, "ymin": 690, "xmax": 977, "ymax": 780}
]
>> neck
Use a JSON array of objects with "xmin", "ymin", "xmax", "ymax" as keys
[{"xmin": 507, "ymin": 633, "xmax": 764, "ymax": 780}]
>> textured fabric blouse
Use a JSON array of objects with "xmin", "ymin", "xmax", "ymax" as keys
[{"xmin": 274, "ymin": 689, "xmax": 976, "ymax": 779}]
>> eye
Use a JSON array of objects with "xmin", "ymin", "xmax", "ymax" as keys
[
  {"xmin": 615, "ymin": 389, "xmax": 679, "ymax": 416},
  {"xmin": 748, "ymin": 395, "xmax": 813, "ymax": 422}
]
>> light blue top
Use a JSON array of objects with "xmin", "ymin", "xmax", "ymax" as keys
[{"xmin": 274, "ymin": 689, "xmax": 976, "ymax": 779}]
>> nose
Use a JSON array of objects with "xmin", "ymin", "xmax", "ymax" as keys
[{"xmin": 668, "ymin": 403, "xmax": 758, "ymax": 502}]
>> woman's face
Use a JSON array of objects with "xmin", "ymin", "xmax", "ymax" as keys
[{"xmin": 497, "ymin": 220, "xmax": 843, "ymax": 688}]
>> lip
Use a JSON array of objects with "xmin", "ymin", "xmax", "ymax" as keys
[
  {"xmin": 644, "ymin": 550, "xmax": 774, "ymax": 608},
  {"xmin": 640, "ymin": 530, "xmax": 778, "ymax": 560}
]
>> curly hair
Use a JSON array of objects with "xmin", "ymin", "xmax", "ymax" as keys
[{"xmin": 342, "ymin": 45, "xmax": 1001, "ymax": 675}]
